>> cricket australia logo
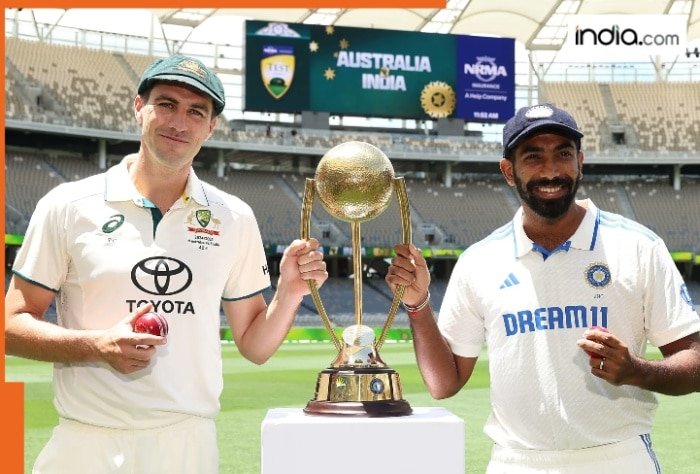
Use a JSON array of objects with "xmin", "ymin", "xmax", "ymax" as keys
[
  {"xmin": 585, "ymin": 263, "xmax": 611, "ymax": 288},
  {"xmin": 186, "ymin": 208, "xmax": 222, "ymax": 250},
  {"xmin": 196, "ymin": 209, "xmax": 211, "ymax": 227},
  {"xmin": 261, "ymin": 45, "xmax": 295, "ymax": 99},
  {"xmin": 186, "ymin": 209, "xmax": 221, "ymax": 235}
]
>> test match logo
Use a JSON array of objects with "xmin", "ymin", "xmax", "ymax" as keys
[
  {"xmin": 585, "ymin": 263, "xmax": 611, "ymax": 288},
  {"xmin": 261, "ymin": 45, "xmax": 295, "ymax": 99}
]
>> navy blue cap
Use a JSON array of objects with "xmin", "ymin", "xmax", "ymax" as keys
[
  {"xmin": 502, "ymin": 104, "xmax": 583, "ymax": 157},
  {"xmin": 138, "ymin": 54, "xmax": 225, "ymax": 116}
]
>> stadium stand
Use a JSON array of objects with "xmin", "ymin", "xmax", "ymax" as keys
[
  {"xmin": 406, "ymin": 176, "xmax": 518, "ymax": 247},
  {"xmin": 609, "ymin": 82, "xmax": 700, "ymax": 152},
  {"xmin": 5, "ymin": 63, "xmax": 31, "ymax": 121},
  {"xmin": 231, "ymin": 127, "xmax": 504, "ymax": 158},
  {"xmin": 539, "ymin": 81, "xmax": 608, "ymax": 153},
  {"xmin": 575, "ymin": 179, "xmax": 630, "ymax": 217},
  {"xmin": 6, "ymin": 37, "xmax": 232, "ymax": 139},
  {"xmin": 540, "ymin": 81, "xmax": 700, "ymax": 154},
  {"xmin": 5, "ymin": 150, "xmax": 64, "ymax": 218},
  {"xmin": 6, "ymin": 37, "xmax": 135, "ymax": 130},
  {"xmin": 625, "ymin": 178, "xmax": 700, "ymax": 252},
  {"xmin": 43, "ymin": 152, "xmax": 103, "ymax": 182}
]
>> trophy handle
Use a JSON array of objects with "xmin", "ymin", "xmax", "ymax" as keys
[
  {"xmin": 301, "ymin": 179, "xmax": 343, "ymax": 352},
  {"xmin": 376, "ymin": 177, "xmax": 411, "ymax": 351}
]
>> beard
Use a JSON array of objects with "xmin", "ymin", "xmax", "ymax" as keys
[{"xmin": 513, "ymin": 171, "xmax": 581, "ymax": 220}]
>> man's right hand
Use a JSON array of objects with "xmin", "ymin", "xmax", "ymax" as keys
[{"xmin": 95, "ymin": 304, "xmax": 167, "ymax": 374}]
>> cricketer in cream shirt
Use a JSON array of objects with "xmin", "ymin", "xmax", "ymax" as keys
[{"xmin": 12, "ymin": 156, "xmax": 270, "ymax": 429}]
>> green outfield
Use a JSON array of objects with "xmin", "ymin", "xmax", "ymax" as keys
[{"xmin": 6, "ymin": 343, "xmax": 700, "ymax": 473}]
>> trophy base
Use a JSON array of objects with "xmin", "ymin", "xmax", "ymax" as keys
[
  {"xmin": 304, "ymin": 367, "xmax": 412, "ymax": 417},
  {"xmin": 304, "ymin": 399, "xmax": 412, "ymax": 417},
  {"xmin": 304, "ymin": 400, "xmax": 413, "ymax": 417}
]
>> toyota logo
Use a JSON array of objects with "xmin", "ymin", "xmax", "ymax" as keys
[{"xmin": 131, "ymin": 257, "xmax": 193, "ymax": 296}]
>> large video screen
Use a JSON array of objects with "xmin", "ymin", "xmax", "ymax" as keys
[{"xmin": 244, "ymin": 21, "xmax": 515, "ymax": 123}]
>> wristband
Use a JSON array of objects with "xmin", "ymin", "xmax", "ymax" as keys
[{"xmin": 403, "ymin": 291, "xmax": 430, "ymax": 317}]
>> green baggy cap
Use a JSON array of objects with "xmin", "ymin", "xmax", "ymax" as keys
[{"xmin": 138, "ymin": 54, "xmax": 225, "ymax": 116}]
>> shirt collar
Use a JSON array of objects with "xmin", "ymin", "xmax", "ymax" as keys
[
  {"xmin": 104, "ymin": 155, "xmax": 209, "ymax": 207},
  {"xmin": 513, "ymin": 198, "xmax": 600, "ymax": 259}
]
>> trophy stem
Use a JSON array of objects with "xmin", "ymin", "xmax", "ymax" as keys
[
  {"xmin": 376, "ymin": 177, "xmax": 412, "ymax": 351},
  {"xmin": 301, "ymin": 179, "xmax": 342, "ymax": 352},
  {"xmin": 351, "ymin": 221, "xmax": 363, "ymax": 328}
]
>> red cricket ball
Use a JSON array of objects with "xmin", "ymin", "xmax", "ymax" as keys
[
  {"xmin": 584, "ymin": 325, "xmax": 608, "ymax": 357},
  {"xmin": 132, "ymin": 312, "xmax": 169, "ymax": 337}
]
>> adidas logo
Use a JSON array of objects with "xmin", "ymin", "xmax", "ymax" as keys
[{"xmin": 500, "ymin": 272, "xmax": 520, "ymax": 289}]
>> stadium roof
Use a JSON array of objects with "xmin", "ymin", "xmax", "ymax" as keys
[{"xmin": 153, "ymin": 0, "xmax": 699, "ymax": 50}]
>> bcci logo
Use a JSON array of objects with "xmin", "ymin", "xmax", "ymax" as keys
[
  {"xmin": 420, "ymin": 81, "xmax": 456, "ymax": 119},
  {"xmin": 525, "ymin": 105, "xmax": 554, "ymax": 119},
  {"xmin": 261, "ymin": 45, "xmax": 295, "ymax": 99},
  {"xmin": 585, "ymin": 263, "xmax": 611, "ymax": 288},
  {"xmin": 369, "ymin": 378, "xmax": 385, "ymax": 395}
]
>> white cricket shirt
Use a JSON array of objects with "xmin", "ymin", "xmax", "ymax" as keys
[
  {"xmin": 438, "ymin": 199, "xmax": 700, "ymax": 450},
  {"xmin": 13, "ymin": 157, "xmax": 271, "ymax": 429}
]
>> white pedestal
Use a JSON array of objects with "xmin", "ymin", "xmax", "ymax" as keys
[{"xmin": 261, "ymin": 407, "xmax": 464, "ymax": 474}]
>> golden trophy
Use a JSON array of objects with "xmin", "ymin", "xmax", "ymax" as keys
[{"xmin": 301, "ymin": 141, "xmax": 412, "ymax": 417}]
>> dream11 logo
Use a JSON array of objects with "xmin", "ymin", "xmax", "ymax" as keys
[{"xmin": 564, "ymin": 15, "xmax": 687, "ymax": 60}]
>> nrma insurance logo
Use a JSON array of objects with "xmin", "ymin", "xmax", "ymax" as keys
[
  {"xmin": 261, "ymin": 45, "xmax": 295, "ymax": 99},
  {"xmin": 463, "ymin": 56, "xmax": 508, "ymax": 83}
]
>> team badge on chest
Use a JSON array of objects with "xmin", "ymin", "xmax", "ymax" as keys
[
  {"xmin": 186, "ymin": 208, "xmax": 222, "ymax": 250},
  {"xmin": 585, "ymin": 262, "xmax": 611, "ymax": 288},
  {"xmin": 196, "ymin": 209, "xmax": 211, "ymax": 227}
]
